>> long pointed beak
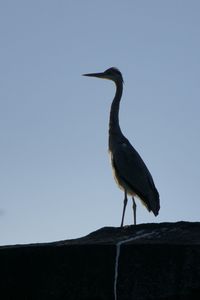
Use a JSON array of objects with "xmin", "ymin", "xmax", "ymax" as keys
[{"xmin": 82, "ymin": 72, "xmax": 105, "ymax": 78}]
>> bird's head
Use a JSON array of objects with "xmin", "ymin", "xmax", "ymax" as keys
[{"xmin": 83, "ymin": 67, "xmax": 124, "ymax": 84}]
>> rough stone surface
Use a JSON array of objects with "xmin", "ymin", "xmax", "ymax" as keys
[{"xmin": 0, "ymin": 221, "xmax": 200, "ymax": 299}]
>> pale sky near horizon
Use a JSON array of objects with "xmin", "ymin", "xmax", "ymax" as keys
[{"xmin": 1, "ymin": 0, "xmax": 200, "ymax": 246}]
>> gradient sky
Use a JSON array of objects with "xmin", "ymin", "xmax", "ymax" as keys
[{"xmin": 1, "ymin": 0, "xmax": 200, "ymax": 245}]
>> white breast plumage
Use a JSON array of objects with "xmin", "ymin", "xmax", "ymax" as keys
[{"xmin": 108, "ymin": 150, "xmax": 136, "ymax": 196}]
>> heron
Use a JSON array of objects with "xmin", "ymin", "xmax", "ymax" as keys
[{"xmin": 83, "ymin": 67, "xmax": 160, "ymax": 227}]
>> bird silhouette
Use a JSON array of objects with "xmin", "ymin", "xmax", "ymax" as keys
[{"xmin": 83, "ymin": 67, "xmax": 160, "ymax": 226}]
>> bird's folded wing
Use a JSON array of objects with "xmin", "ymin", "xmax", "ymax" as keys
[{"xmin": 112, "ymin": 142, "xmax": 155, "ymax": 198}]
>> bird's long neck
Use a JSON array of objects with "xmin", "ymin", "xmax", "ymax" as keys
[{"xmin": 109, "ymin": 80, "xmax": 123, "ymax": 135}]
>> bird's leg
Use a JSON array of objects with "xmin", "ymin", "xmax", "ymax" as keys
[
  {"xmin": 120, "ymin": 190, "xmax": 128, "ymax": 227},
  {"xmin": 132, "ymin": 197, "xmax": 137, "ymax": 225}
]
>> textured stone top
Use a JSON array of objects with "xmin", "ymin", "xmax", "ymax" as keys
[
  {"xmin": 1, "ymin": 221, "xmax": 200, "ymax": 300},
  {"xmin": 60, "ymin": 221, "xmax": 200, "ymax": 245}
]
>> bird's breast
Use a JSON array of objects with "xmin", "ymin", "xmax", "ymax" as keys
[{"xmin": 108, "ymin": 150, "xmax": 136, "ymax": 196}]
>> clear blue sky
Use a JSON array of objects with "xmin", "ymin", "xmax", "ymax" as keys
[{"xmin": 1, "ymin": 0, "xmax": 200, "ymax": 245}]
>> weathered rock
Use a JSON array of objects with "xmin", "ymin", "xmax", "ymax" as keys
[{"xmin": 0, "ymin": 221, "xmax": 200, "ymax": 299}]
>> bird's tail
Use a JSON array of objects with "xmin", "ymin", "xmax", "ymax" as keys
[{"xmin": 149, "ymin": 190, "xmax": 160, "ymax": 216}]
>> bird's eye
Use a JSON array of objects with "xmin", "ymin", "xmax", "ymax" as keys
[{"xmin": 105, "ymin": 67, "xmax": 121, "ymax": 77}]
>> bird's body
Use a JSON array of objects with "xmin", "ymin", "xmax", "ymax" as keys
[{"xmin": 83, "ymin": 67, "xmax": 160, "ymax": 226}]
